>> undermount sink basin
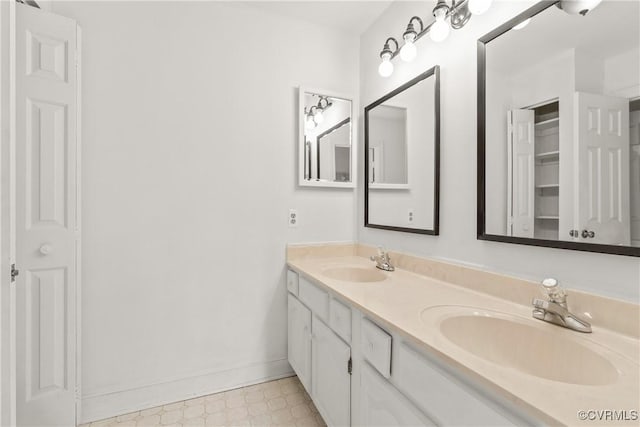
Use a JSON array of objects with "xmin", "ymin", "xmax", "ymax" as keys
[
  {"xmin": 321, "ymin": 266, "xmax": 387, "ymax": 283},
  {"xmin": 424, "ymin": 307, "xmax": 619, "ymax": 386}
]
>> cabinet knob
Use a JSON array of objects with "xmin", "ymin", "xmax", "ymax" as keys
[
  {"xmin": 39, "ymin": 244, "xmax": 53, "ymax": 255},
  {"xmin": 569, "ymin": 229, "xmax": 579, "ymax": 237}
]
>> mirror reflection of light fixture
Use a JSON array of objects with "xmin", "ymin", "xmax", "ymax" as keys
[
  {"xmin": 468, "ymin": 0, "xmax": 492, "ymax": 15},
  {"xmin": 314, "ymin": 96, "xmax": 331, "ymax": 124},
  {"xmin": 377, "ymin": 0, "xmax": 486, "ymax": 77},
  {"xmin": 304, "ymin": 96, "xmax": 334, "ymax": 129},
  {"xmin": 556, "ymin": 0, "xmax": 603, "ymax": 16},
  {"xmin": 305, "ymin": 109, "xmax": 316, "ymax": 130},
  {"xmin": 513, "ymin": 18, "xmax": 531, "ymax": 30}
]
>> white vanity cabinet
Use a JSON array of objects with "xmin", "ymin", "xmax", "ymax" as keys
[
  {"xmin": 360, "ymin": 363, "xmax": 435, "ymax": 426},
  {"xmin": 287, "ymin": 269, "xmax": 534, "ymax": 427},
  {"xmin": 287, "ymin": 271, "xmax": 352, "ymax": 426},
  {"xmin": 311, "ymin": 317, "xmax": 351, "ymax": 426},
  {"xmin": 287, "ymin": 294, "xmax": 312, "ymax": 393}
]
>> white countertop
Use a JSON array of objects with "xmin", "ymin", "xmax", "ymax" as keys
[{"xmin": 287, "ymin": 254, "xmax": 640, "ymax": 426}]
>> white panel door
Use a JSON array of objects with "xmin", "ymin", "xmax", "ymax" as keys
[
  {"xmin": 360, "ymin": 363, "xmax": 433, "ymax": 427},
  {"xmin": 311, "ymin": 317, "xmax": 350, "ymax": 427},
  {"xmin": 15, "ymin": 4, "xmax": 79, "ymax": 426},
  {"xmin": 287, "ymin": 294, "xmax": 312, "ymax": 394},
  {"xmin": 630, "ymin": 111, "xmax": 640, "ymax": 246},
  {"xmin": 575, "ymin": 92, "xmax": 630, "ymax": 245},
  {"xmin": 508, "ymin": 109, "xmax": 535, "ymax": 237}
]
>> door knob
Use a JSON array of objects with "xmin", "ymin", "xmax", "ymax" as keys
[
  {"xmin": 39, "ymin": 244, "xmax": 53, "ymax": 255},
  {"xmin": 581, "ymin": 230, "xmax": 595, "ymax": 239}
]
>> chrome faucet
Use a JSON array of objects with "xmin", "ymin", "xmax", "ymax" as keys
[
  {"xmin": 532, "ymin": 278, "xmax": 592, "ymax": 333},
  {"xmin": 370, "ymin": 246, "xmax": 395, "ymax": 272}
]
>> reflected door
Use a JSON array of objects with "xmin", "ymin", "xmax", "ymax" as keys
[
  {"xmin": 15, "ymin": 4, "xmax": 79, "ymax": 426},
  {"xmin": 508, "ymin": 109, "xmax": 535, "ymax": 238},
  {"xmin": 575, "ymin": 92, "xmax": 630, "ymax": 245}
]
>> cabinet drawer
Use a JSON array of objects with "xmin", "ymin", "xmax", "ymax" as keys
[
  {"xmin": 329, "ymin": 298, "xmax": 351, "ymax": 343},
  {"xmin": 360, "ymin": 363, "xmax": 434, "ymax": 426},
  {"xmin": 287, "ymin": 270, "xmax": 299, "ymax": 295},
  {"xmin": 395, "ymin": 344, "xmax": 519, "ymax": 426},
  {"xmin": 298, "ymin": 277, "xmax": 329, "ymax": 322},
  {"xmin": 361, "ymin": 318, "xmax": 392, "ymax": 378}
]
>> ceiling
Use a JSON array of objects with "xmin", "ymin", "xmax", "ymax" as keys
[{"xmin": 241, "ymin": 1, "xmax": 394, "ymax": 35}]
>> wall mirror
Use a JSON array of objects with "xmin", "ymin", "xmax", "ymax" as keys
[
  {"xmin": 365, "ymin": 66, "xmax": 440, "ymax": 234},
  {"xmin": 478, "ymin": 0, "xmax": 640, "ymax": 256},
  {"xmin": 298, "ymin": 88, "xmax": 355, "ymax": 188}
]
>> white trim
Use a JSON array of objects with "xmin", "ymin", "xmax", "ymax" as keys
[
  {"xmin": 80, "ymin": 358, "xmax": 293, "ymax": 424},
  {"xmin": 369, "ymin": 183, "xmax": 410, "ymax": 190},
  {"xmin": 0, "ymin": 2, "xmax": 17, "ymax": 424},
  {"xmin": 298, "ymin": 86, "xmax": 357, "ymax": 189},
  {"xmin": 75, "ymin": 23, "xmax": 83, "ymax": 426}
]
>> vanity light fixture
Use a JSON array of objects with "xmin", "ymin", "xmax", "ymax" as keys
[
  {"xmin": 430, "ymin": 0, "xmax": 450, "ymax": 42},
  {"xmin": 378, "ymin": 37, "xmax": 399, "ymax": 77},
  {"xmin": 400, "ymin": 17, "xmax": 423, "ymax": 61},
  {"xmin": 377, "ymin": 0, "xmax": 487, "ymax": 77}
]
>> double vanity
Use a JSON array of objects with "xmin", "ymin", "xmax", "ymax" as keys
[{"xmin": 286, "ymin": 244, "xmax": 639, "ymax": 426}]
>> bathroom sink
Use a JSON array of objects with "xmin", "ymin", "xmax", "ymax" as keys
[
  {"xmin": 321, "ymin": 266, "xmax": 387, "ymax": 283},
  {"xmin": 423, "ymin": 307, "xmax": 619, "ymax": 386}
]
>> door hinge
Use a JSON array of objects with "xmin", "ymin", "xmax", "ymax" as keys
[
  {"xmin": 347, "ymin": 357, "xmax": 352, "ymax": 375},
  {"xmin": 10, "ymin": 264, "xmax": 19, "ymax": 283}
]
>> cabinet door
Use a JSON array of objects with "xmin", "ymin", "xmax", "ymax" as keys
[
  {"xmin": 312, "ymin": 317, "xmax": 351, "ymax": 426},
  {"xmin": 360, "ymin": 363, "xmax": 433, "ymax": 427},
  {"xmin": 288, "ymin": 294, "xmax": 312, "ymax": 393}
]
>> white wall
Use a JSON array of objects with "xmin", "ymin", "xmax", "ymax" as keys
[
  {"xmin": 51, "ymin": 1, "xmax": 358, "ymax": 421},
  {"xmin": 604, "ymin": 47, "xmax": 640, "ymax": 98},
  {"xmin": 359, "ymin": 0, "xmax": 640, "ymax": 303}
]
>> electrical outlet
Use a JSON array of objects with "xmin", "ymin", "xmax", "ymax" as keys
[
  {"xmin": 289, "ymin": 209, "xmax": 298, "ymax": 228},
  {"xmin": 408, "ymin": 209, "xmax": 414, "ymax": 224}
]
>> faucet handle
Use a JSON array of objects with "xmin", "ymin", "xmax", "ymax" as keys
[{"xmin": 541, "ymin": 278, "xmax": 566, "ymax": 303}]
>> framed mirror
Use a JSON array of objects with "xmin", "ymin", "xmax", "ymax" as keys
[
  {"xmin": 298, "ymin": 88, "xmax": 356, "ymax": 188},
  {"xmin": 478, "ymin": 1, "xmax": 640, "ymax": 256},
  {"xmin": 365, "ymin": 66, "xmax": 440, "ymax": 234}
]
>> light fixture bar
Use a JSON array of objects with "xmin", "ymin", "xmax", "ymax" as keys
[{"xmin": 383, "ymin": 0, "xmax": 472, "ymax": 61}]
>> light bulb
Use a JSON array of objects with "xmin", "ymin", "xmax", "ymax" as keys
[
  {"xmin": 378, "ymin": 58, "xmax": 394, "ymax": 77},
  {"xmin": 314, "ymin": 109, "xmax": 324, "ymax": 124},
  {"xmin": 513, "ymin": 18, "xmax": 531, "ymax": 30},
  {"xmin": 305, "ymin": 116, "xmax": 315, "ymax": 131},
  {"xmin": 468, "ymin": 0, "xmax": 492, "ymax": 15},
  {"xmin": 400, "ymin": 41, "xmax": 417, "ymax": 62},
  {"xmin": 430, "ymin": 19, "xmax": 450, "ymax": 42}
]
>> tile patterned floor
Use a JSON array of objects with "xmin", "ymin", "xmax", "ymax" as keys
[{"xmin": 80, "ymin": 376, "xmax": 326, "ymax": 427}]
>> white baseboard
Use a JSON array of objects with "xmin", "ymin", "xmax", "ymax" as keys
[{"xmin": 80, "ymin": 358, "xmax": 294, "ymax": 424}]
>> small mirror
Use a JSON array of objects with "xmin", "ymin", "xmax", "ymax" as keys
[
  {"xmin": 479, "ymin": 0, "xmax": 640, "ymax": 257},
  {"xmin": 298, "ymin": 88, "xmax": 355, "ymax": 188},
  {"xmin": 365, "ymin": 66, "xmax": 440, "ymax": 234}
]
